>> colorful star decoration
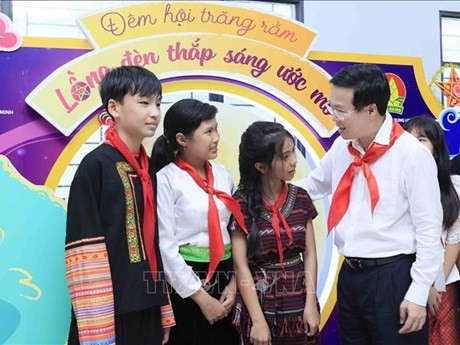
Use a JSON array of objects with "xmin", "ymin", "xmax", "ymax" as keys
[{"xmin": 435, "ymin": 67, "xmax": 460, "ymax": 107}]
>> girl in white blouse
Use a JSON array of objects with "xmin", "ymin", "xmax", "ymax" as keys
[
  {"xmin": 151, "ymin": 99, "xmax": 243, "ymax": 345},
  {"xmin": 405, "ymin": 116, "xmax": 460, "ymax": 345}
]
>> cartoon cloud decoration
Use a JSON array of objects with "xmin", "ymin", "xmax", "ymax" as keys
[
  {"xmin": 0, "ymin": 156, "xmax": 70, "ymax": 344},
  {"xmin": 0, "ymin": 13, "xmax": 22, "ymax": 52},
  {"xmin": 439, "ymin": 108, "xmax": 460, "ymax": 155}
]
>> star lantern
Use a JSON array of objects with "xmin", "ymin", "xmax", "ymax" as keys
[{"xmin": 435, "ymin": 67, "xmax": 460, "ymax": 108}]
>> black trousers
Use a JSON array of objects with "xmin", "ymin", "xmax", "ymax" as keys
[
  {"xmin": 167, "ymin": 258, "xmax": 240, "ymax": 345},
  {"xmin": 338, "ymin": 254, "xmax": 428, "ymax": 345},
  {"xmin": 68, "ymin": 306, "xmax": 162, "ymax": 345}
]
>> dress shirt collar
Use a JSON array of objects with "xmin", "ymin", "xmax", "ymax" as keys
[{"xmin": 351, "ymin": 112, "xmax": 392, "ymax": 153}]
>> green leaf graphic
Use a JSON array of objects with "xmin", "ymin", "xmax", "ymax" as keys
[{"xmin": 389, "ymin": 78, "xmax": 399, "ymax": 104}]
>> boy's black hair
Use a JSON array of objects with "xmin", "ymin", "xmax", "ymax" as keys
[{"xmin": 99, "ymin": 66, "xmax": 162, "ymax": 114}]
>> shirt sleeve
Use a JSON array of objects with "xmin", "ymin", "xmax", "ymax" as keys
[
  {"xmin": 403, "ymin": 146, "xmax": 443, "ymax": 306},
  {"xmin": 65, "ymin": 157, "xmax": 115, "ymax": 345},
  {"xmin": 156, "ymin": 172, "xmax": 202, "ymax": 299},
  {"xmin": 297, "ymin": 186, "xmax": 318, "ymax": 221},
  {"xmin": 221, "ymin": 164, "xmax": 236, "ymax": 194},
  {"xmin": 446, "ymin": 217, "xmax": 460, "ymax": 245},
  {"xmin": 227, "ymin": 194, "xmax": 250, "ymax": 235},
  {"xmin": 294, "ymin": 139, "xmax": 339, "ymax": 201}
]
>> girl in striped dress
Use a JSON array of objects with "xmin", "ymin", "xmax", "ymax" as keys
[{"xmin": 230, "ymin": 121, "xmax": 321, "ymax": 345}]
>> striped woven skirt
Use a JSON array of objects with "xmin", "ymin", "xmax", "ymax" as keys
[{"xmin": 233, "ymin": 255, "xmax": 321, "ymax": 344}]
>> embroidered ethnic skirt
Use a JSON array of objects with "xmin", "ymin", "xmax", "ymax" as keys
[{"xmin": 233, "ymin": 256, "xmax": 321, "ymax": 345}]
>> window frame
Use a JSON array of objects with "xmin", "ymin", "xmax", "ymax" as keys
[
  {"xmin": 440, "ymin": 10, "xmax": 460, "ymax": 65},
  {"xmin": 0, "ymin": 0, "xmax": 13, "ymax": 19},
  {"xmin": 224, "ymin": 0, "xmax": 303, "ymax": 21}
]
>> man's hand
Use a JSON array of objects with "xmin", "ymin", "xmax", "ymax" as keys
[{"xmin": 399, "ymin": 299, "xmax": 427, "ymax": 334}]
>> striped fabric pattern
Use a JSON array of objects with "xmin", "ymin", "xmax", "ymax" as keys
[
  {"xmin": 231, "ymin": 185, "xmax": 320, "ymax": 344},
  {"xmin": 65, "ymin": 239, "xmax": 115, "ymax": 345},
  {"xmin": 160, "ymin": 293, "xmax": 176, "ymax": 328}
]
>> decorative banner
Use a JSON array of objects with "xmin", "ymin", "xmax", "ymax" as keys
[
  {"xmin": 0, "ymin": 1, "xmax": 454, "ymax": 344},
  {"xmin": 77, "ymin": 1, "xmax": 317, "ymax": 55},
  {"xmin": 25, "ymin": 1, "xmax": 331, "ymax": 138},
  {"xmin": 25, "ymin": 34, "xmax": 335, "ymax": 137}
]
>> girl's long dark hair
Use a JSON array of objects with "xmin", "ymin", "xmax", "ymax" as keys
[
  {"xmin": 151, "ymin": 99, "xmax": 217, "ymax": 173},
  {"xmin": 405, "ymin": 116, "xmax": 460, "ymax": 229},
  {"xmin": 237, "ymin": 121, "xmax": 294, "ymax": 257}
]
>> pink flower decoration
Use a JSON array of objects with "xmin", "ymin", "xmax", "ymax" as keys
[{"xmin": 0, "ymin": 12, "xmax": 22, "ymax": 52}]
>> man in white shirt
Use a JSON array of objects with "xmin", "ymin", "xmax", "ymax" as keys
[{"xmin": 297, "ymin": 63, "xmax": 442, "ymax": 344}]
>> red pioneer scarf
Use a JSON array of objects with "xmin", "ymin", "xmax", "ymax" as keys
[
  {"xmin": 105, "ymin": 122, "xmax": 157, "ymax": 280},
  {"xmin": 174, "ymin": 156, "xmax": 248, "ymax": 284},
  {"xmin": 327, "ymin": 119, "xmax": 404, "ymax": 232},
  {"xmin": 262, "ymin": 182, "xmax": 293, "ymax": 270}
]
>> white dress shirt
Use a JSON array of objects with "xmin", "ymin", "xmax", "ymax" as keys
[
  {"xmin": 296, "ymin": 114, "xmax": 443, "ymax": 306},
  {"xmin": 157, "ymin": 162, "xmax": 234, "ymax": 298}
]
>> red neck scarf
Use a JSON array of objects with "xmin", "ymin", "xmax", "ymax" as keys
[
  {"xmin": 105, "ymin": 123, "xmax": 157, "ymax": 280},
  {"xmin": 262, "ymin": 182, "xmax": 293, "ymax": 270},
  {"xmin": 327, "ymin": 119, "xmax": 404, "ymax": 232},
  {"xmin": 174, "ymin": 156, "xmax": 248, "ymax": 284}
]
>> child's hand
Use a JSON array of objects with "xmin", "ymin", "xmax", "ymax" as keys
[
  {"xmin": 249, "ymin": 319, "xmax": 271, "ymax": 345},
  {"xmin": 219, "ymin": 277, "xmax": 236, "ymax": 314},
  {"xmin": 303, "ymin": 298, "xmax": 320, "ymax": 336},
  {"xmin": 162, "ymin": 326, "xmax": 170, "ymax": 344},
  {"xmin": 427, "ymin": 286, "xmax": 442, "ymax": 316},
  {"xmin": 195, "ymin": 292, "xmax": 227, "ymax": 324},
  {"xmin": 201, "ymin": 296, "xmax": 227, "ymax": 324}
]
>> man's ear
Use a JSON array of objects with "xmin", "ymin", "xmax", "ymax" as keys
[
  {"xmin": 368, "ymin": 103, "xmax": 378, "ymax": 117},
  {"xmin": 254, "ymin": 162, "xmax": 266, "ymax": 174},
  {"xmin": 107, "ymin": 99, "xmax": 119, "ymax": 120},
  {"xmin": 176, "ymin": 133, "xmax": 187, "ymax": 149}
]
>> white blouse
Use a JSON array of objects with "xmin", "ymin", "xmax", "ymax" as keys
[
  {"xmin": 156, "ymin": 162, "xmax": 235, "ymax": 298},
  {"xmin": 444, "ymin": 174, "xmax": 460, "ymax": 285}
]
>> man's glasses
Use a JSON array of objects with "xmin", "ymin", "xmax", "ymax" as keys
[{"xmin": 326, "ymin": 104, "xmax": 358, "ymax": 121}]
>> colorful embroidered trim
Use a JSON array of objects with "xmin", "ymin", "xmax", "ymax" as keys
[
  {"xmin": 65, "ymin": 241, "xmax": 115, "ymax": 345},
  {"xmin": 160, "ymin": 293, "xmax": 176, "ymax": 328},
  {"xmin": 116, "ymin": 162, "xmax": 142, "ymax": 263}
]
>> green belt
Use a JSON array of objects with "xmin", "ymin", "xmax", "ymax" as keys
[{"xmin": 179, "ymin": 243, "xmax": 232, "ymax": 263}]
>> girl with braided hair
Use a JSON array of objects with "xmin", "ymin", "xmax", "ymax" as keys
[{"xmin": 230, "ymin": 121, "xmax": 321, "ymax": 345}]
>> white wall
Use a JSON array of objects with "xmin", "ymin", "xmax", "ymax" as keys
[{"xmin": 304, "ymin": 1, "xmax": 460, "ymax": 81}]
